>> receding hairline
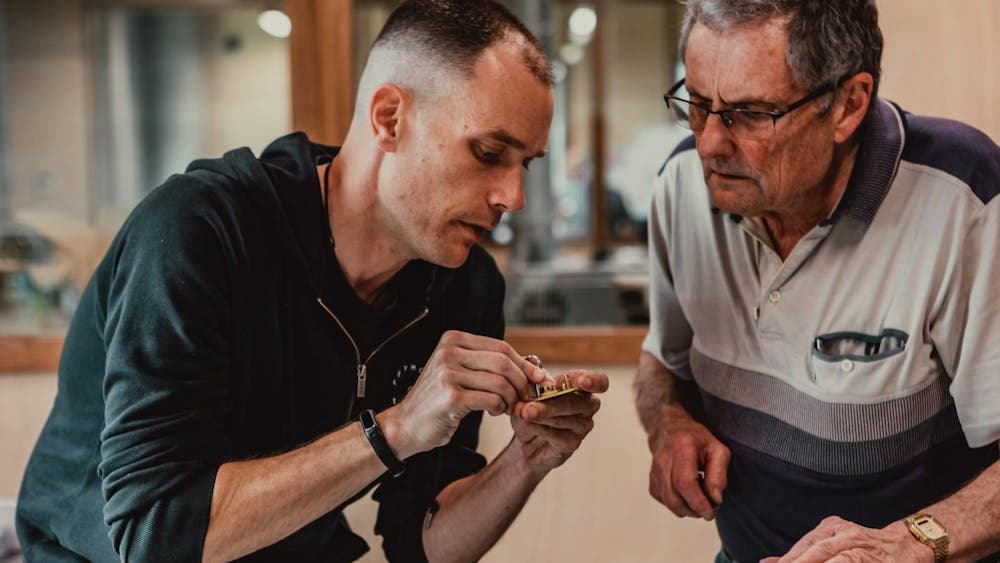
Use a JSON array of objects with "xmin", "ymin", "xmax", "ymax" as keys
[
  {"xmin": 369, "ymin": 0, "xmax": 553, "ymax": 87},
  {"xmin": 372, "ymin": 28, "xmax": 552, "ymax": 88},
  {"xmin": 352, "ymin": 32, "xmax": 551, "ymax": 124}
]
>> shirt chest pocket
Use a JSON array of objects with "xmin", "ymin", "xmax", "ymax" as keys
[{"xmin": 808, "ymin": 329, "xmax": 910, "ymax": 398}]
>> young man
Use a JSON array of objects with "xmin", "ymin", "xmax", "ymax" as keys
[
  {"xmin": 17, "ymin": 1, "xmax": 608, "ymax": 561},
  {"xmin": 635, "ymin": 1, "xmax": 1000, "ymax": 561}
]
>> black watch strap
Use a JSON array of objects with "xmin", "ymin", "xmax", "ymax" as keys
[{"xmin": 359, "ymin": 409, "xmax": 405, "ymax": 477}]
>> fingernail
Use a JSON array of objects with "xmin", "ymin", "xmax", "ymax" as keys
[{"xmin": 580, "ymin": 375, "xmax": 591, "ymax": 388}]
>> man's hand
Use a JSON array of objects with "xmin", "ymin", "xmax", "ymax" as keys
[
  {"xmin": 648, "ymin": 415, "xmax": 729, "ymax": 521},
  {"xmin": 760, "ymin": 517, "xmax": 935, "ymax": 563},
  {"xmin": 510, "ymin": 370, "xmax": 608, "ymax": 474},
  {"xmin": 384, "ymin": 330, "xmax": 546, "ymax": 459}
]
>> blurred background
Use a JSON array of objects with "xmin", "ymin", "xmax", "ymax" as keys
[{"xmin": 0, "ymin": 1, "xmax": 997, "ymax": 561}]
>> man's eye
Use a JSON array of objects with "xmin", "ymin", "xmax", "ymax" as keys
[
  {"xmin": 474, "ymin": 145, "xmax": 503, "ymax": 164},
  {"xmin": 731, "ymin": 111, "xmax": 773, "ymax": 125}
]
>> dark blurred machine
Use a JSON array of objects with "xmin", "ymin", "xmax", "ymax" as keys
[{"xmin": 505, "ymin": 246, "xmax": 649, "ymax": 326}]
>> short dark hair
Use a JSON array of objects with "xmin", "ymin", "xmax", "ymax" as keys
[
  {"xmin": 680, "ymin": 0, "xmax": 883, "ymax": 115},
  {"xmin": 373, "ymin": 0, "xmax": 553, "ymax": 87}
]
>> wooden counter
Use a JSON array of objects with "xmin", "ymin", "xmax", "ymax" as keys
[
  {"xmin": 0, "ymin": 326, "xmax": 646, "ymax": 373},
  {"xmin": 503, "ymin": 325, "xmax": 646, "ymax": 365},
  {"xmin": 0, "ymin": 336, "xmax": 63, "ymax": 373}
]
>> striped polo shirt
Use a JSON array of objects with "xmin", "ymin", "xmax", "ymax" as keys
[{"xmin": 643, "ymin": 99, "xmax": 1000, "ymax": 562}]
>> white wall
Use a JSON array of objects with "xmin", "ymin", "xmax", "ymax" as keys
[
  {"xmin": 0, "ymin": 366, "xmax": 720, "ymax": 562},
  {"xmin": 6, "ymin": 0, "xmax": 90, "ymax": 221},
  {"xmin": 0, "ymin": 373, "xmax": 57, "ymax": 499},
  {"xmin": 344, "ymin": 364, "xmax": 721, "ymax": 563}
]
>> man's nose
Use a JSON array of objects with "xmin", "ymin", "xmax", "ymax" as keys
[
  {"xmin": 696, "ymin": 113, "xmax": 738, "ymax": 160},
  {"xmin": 490, "ymin": 167, "xmax": 526, "ymax": 212}
]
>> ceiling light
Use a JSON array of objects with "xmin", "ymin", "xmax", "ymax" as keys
[
  {"xmin": 257, "ymin": 9, "xmax": 291, "ymax": 39},
  {"xmin": 568, "ymin": 5, "xmax": 597, "ymax": 43}
]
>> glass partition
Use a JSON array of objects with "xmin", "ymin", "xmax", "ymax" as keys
[
  {"xmin": 0, "ymin": 0, "xmax": 291, "ymax": 334},
  {"xmin": 1, "ymin": 0, "xmax": 686, "ymax": 333},
  {"xmin": 352, "ymin": 0, "xmax": 688, "ymax": 326}
]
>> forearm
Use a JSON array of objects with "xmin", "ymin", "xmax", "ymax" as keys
[
  {"xmin": 203, "ymin": 413, "xmax": 400, "ymax": 562},
  {"xmin": 422, "ymin": 438, "xmax": 544, "ymax": 563},
  {"xmin": 634, "ymin": 350, "xmax": 697, "ymax": 450},
  {"xmin": 912, "ymin": 455, "xmax": 1000, "ymax": 562}
]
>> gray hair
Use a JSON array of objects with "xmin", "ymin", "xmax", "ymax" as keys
[{"xmin": 679, "ymin": 0, "xmax": 883, "ymax": 115}]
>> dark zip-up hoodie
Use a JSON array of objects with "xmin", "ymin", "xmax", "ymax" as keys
[{"xmin": 16, "ymin": 133, "xmax": 502, "ymax": 562}]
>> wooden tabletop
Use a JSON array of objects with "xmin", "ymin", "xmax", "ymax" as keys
[{"xmin": 0, "ymin": 326, "xmax": 646, "ymax": 373}]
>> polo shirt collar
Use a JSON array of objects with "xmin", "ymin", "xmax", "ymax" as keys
[{"xmin": 827, "ymin": 98, "xmax": 905, "ymax": 226}]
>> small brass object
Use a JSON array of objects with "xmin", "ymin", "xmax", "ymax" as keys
[{"xmin": 530, "ymin": 373, "xmax": 582, "ymax": 402}]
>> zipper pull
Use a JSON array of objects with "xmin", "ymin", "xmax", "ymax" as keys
[
  {"xmin": 424, "ymin": 499, "xmax": 440, "ymax": 529},
  {"xmin": 356, "ymin": 364, "xmax": 368, "ymax": 398}
]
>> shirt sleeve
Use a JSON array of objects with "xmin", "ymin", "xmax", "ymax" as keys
[
  {"xmin": 96, "ymin": 179, "xmax": 235, "ymax": 561},
  {"xmin": 641, "ymin": 169, "xmax": 695, "ymax": 379},
  {"xmin": 932, "ymin": 197, "xmax": 1000, "ymax": 447}
]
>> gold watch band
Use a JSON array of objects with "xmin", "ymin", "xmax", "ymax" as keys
[{"xmin": 903, "ymin": 513, "xmax": 949, "ymax": 563}]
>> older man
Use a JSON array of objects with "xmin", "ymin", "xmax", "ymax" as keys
[
  {"xmin": 17, "ymin": 1, "xmax": 607, "ymax": 561},
  {"xmin": 635, "ymin": 1, "xmax": 1000, "ymax": 562}
]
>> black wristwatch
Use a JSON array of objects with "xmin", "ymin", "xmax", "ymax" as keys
[{"xmin": 359, "ymin": 409, "xmax": 405, "ymax": 477}]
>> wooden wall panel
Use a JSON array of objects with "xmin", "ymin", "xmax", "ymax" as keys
[
  {"xmin": 878, "ymin": 0, "xmax": 1000, "ymax": 141},
  {"xmin": 287, "ymin": 0, "xmax": 354, "ymax": 145}
]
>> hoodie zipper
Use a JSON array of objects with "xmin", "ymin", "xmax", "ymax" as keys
[{"xmin": 316, "ymin": 297, "xmax": 429, "ymax": 417}]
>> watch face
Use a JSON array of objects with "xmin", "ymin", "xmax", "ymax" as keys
[
  {"xmin": 359, "ymin": 409, "xmax": 376, "ymax": 428},
  {"xmin": 914, "ymin": 516, "xmax": 947, "ymax": 540}
]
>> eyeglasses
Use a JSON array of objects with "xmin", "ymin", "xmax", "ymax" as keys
[{"xmin": 663, "ymin": 78, "xmax": 839, "ymax": 141}]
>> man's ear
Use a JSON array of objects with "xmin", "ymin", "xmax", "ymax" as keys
[
  {"xmin": 833, "ymin": 72, "xmax": 874, "ymax": 144},
  {"xmin": 369, "ymin": 83, "xmax": 408, "ymax": 153}
]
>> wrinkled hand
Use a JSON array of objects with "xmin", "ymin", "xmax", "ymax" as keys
[
  {"xmin": 760, "ymin": 517, "xmax": 934, "ymax": 563},
  {"xmin": 385, "ymin": 331, "xmax": 546, "ymax": 459},
  {"xmin": 648, "ymin": 415, "xmax": 729, "ymax": 521},
  {"xmin": 510, "ymin": 370, "xmax": 608, "ymax": 474}
]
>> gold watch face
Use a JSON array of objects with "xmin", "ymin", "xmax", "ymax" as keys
[{"xmin": 913, "ymin": 515, "xmax": 947, "ymax": 541}]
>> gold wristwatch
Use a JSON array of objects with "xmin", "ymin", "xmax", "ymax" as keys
[{"xmin": 903, "ymin": 512, "xmax": 949, "ymax": 562}]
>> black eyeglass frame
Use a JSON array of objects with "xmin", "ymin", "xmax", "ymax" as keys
[{"xmin": 663, "ymin": 76, "xmax": 848, "ymax": 137}]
